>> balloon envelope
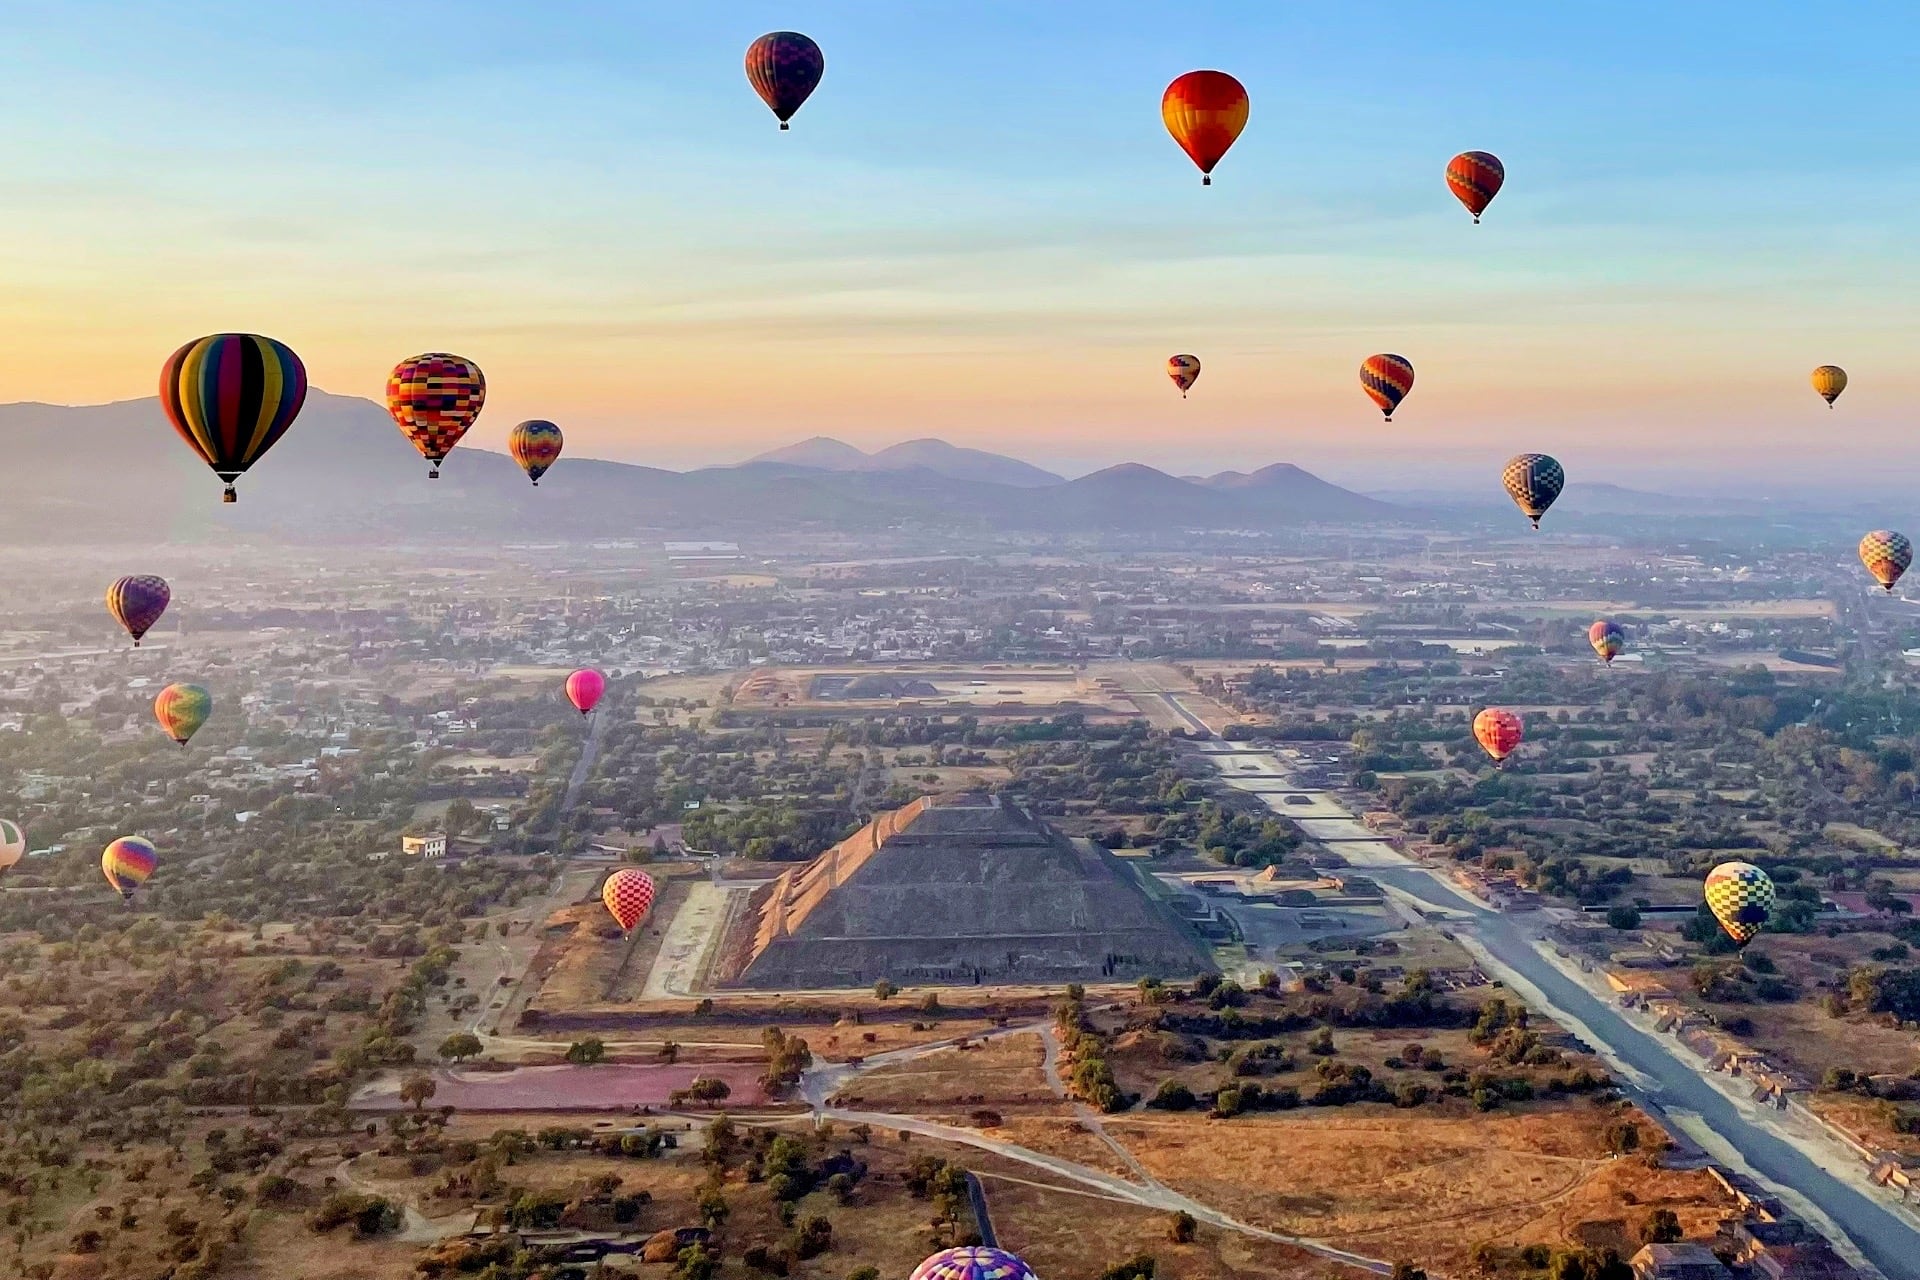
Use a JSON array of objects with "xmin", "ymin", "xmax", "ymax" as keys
[
  {"xmin": 155, "ymin": 683, "xmax": 212, "ymax": 746},
  {"xmin": 1704, "ymin": 861, "xmax": 1774, "ymax": 947},
  {"xmin": 1360, "ymin": 354, "xmax": 1415, "ymax": 420},
  {"xmin": 0, "ymin": 818, "xmax": 24, "ymax": 874},
  {"xmin": 1860, "ymin": 530, "xmax": 1912, "ymax": 592},
  {"xmin": 1473, "ymin": 708, "xmax": 1524, "ymax": 762},
  {"xmin": 107, "ymin": 575, "xmax": 171, "ymax": 645},
  {"xmin": 1167, "ymin": 355, "xmax": 1201, "ymax": 397},
  {"xmin": 566, "ymin": 669, "xmax": 606, "ymax": 716},
  {"xmin": 103, "ymin": 836, "xmax": 158, "ymax": 899},
  {"xmin": 508, "ymin": 420, "xmax": 564, "ymax": 485},
  {"xmin": 160, "ymin": 334, "xmax": 308, "ymax": 502},
  {"xmin": 1588, "ymin": 620, "xmax": 1625, "ymax": 664},
  {"xmin": 1811, "ymin": 365, "xmax": 1847, "ymax": 406},
  {"xmin": 602, "ymin": 868, "xmax": 657, "ymax": 931},
  {"xmin": 1502, "ymin": 454, "xmax": 1564, "ymax": 528},
  {"xmin": 1162, "ymin": 71, "xmax": 1248, "ymax": 184},
  {"xmin": 1446, "ymin": 151, "xmax": 1505, "ymax": 222},
  {"xmin": 387, "ymin": 354, "xmax": 486, "ymax": 476},
  {"xmin": 909, "ymin": 1248, "xmax": 1040, "ymax": 1280},
  {"xmin": 745, "ymin": 31, "xmax": 824, "ymax": 128}
]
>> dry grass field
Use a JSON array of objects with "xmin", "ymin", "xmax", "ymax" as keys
[
  {"xmin": 830, "ymin": 1034, "xmax": 1054, "ymax": 1110},
  {"xmin": 1102, "ymin": 1107, "xmax": 1732, "ymax": 1271}
]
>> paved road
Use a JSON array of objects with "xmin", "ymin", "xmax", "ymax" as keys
[
  {"xmin": 1370, "ymin": 866, "xmax": 1919, "ymax": 1279},
  {"xmin": 1188, "ymin": 741, "xmax": 1920, "ymax": 1279},
  {"xmin": 560, "ymin": 705, "xmax": 608, "ymax": 813}
]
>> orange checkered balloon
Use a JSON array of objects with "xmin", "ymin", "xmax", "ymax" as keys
[
  {"xmin": 387, "ymin": 353, "xmax": 485, "ymax": 478},
  {"xmin": 602, "ymin": 868, "xmax": 656, "ymax": 932}
]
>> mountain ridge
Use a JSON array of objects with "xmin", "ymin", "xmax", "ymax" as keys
[{"xmin": 0, "ymin": 395, "xmax": 1405, "ymax": 543}]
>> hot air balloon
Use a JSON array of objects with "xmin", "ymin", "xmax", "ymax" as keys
[
  {"xmin": 1859, "ymin": 530, "xmax": 1912, "ymax": 593},
  {"xmin": 1162, "ymin": 71, "xmax": 1248, "ymax": 185},
  {"xmin": 107, "ymin": 575, "xmax": 170, "ymax": 646},
  {"xmin": 1704, "ymin": 861, "xmax": 1775, "ymax": 948},
  {"xmin": 1589, "ymin": 619, "xmax": 1625, "ymax": 665},
  {"xmin": 910, "ymin": 1247, "xmax": 1040, "ymax": 1280},
  {"xmin": 1502, "ymin": 453, "xmax": 1564, "ymax": 528},
  {"xmin": 154, "ymin": 683, "xmax": 212, "ymax": 746},
  {"xmin": 1360, "ymin": 355, "xmax": 1415, "ymax": 421},
  {"xmin": 566, "ymin": 669, "xmax": 606, "ymax": 717},
  {"xmin": 1473, "ymin": 708, "xmax": 1524, "ymax": 763},
  {"xmin": 508, "ymin": 420, "xmax": 564, "ymax": 486},
  {"xmin": 160, "ymin": 334, "xmax": 308, "ymax": 503},
  {"xmin": 102, "ymin": 836, "xmax": 157, "ymax": 901},
  {"xmin": 1167, "ymin": 355, "xmax": 1201, "ymax": 398},
  {"xmin": 1810, "ymin": 365, "xmax": 1847, "ymax": 408},
  {"xmin": 602, "ymin": 868, "xmax": 657, "ymax": 932},
  {"xmin": 745, "ymin": 32, "xmax": 824, "ymax": 130},
  {"xmin": 387, "ymin": 354, "xmax": 485, "ymax": 478},
  {"xmin": 0, "ymin": 819, "xmax": 24, "ymax": 875},
  {"xmin": 1446, "ymin": 151, "xmax": 1505, "ymax": 223}
]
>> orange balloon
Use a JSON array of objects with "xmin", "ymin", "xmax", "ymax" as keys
[
  {"xmin": 1473, "ymin": 708, "xmax": 1524, "ymax": 763},
  {"xmin": 1162, "ymin": 71, "xmax": 1248, "ymax": 185}
]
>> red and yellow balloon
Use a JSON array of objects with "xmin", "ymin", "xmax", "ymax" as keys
[{"xmin": 1162, "ymin": 71, "xmax": 1248, "ymax": 185}]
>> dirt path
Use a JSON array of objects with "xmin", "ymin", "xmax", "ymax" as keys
[
  {"xmin": 802, "ymin": 1021, "xmax": 1391, "ymax": 1275},
  {"xmin": 1039, "ymin": 1020, "xmax": 1165, "ymax": 1191}
]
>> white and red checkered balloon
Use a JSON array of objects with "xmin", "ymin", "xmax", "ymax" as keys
[{"xmin": 602, "ymin": 868, "xmax": 656, "ymax": 931}]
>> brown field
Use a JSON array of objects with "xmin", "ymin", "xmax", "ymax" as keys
[
  {"xmin": 831, "ymin": 1034, "xmax": 1054, "ymax": 1110},
  {"xmin": 971, "ymin": 1158, "xmax": 1353, "ymax": 1280},
  {"xmin": 985, "ymin": 1115, "xmax": 1143, "ymax": 1182},
  {"xmin": 1717, "ymin": 997, "xmax": 1920, "ymax": 1082},
  {"xmin": 1103, "ymin": 1107, "xmax": 1732, "ymax": 1271},
  {"xmin": 1810, "ymin": 1094, "xmax": 1920, "ymax": 1159}
]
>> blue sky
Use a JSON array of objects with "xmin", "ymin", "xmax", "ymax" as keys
[{"xmin": 0, "ymin": 2, "xmax": 1915, "ymax": 492}]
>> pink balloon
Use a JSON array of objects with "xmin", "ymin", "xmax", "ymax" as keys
[{"xmin": 565, "ymin": 668, "xmax": 605, "ymax": 716}]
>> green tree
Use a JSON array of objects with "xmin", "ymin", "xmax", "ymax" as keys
[
  {"xmin": 566, "ymin": 1037, "xmax": 606, "ymax": 1065},
  {"xmin": 438, "ymin": 1032, "xmax": 483, "ymax": 1062}
]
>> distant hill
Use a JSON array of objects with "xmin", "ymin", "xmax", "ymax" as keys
[
  {"xmin": 747, "ymin": 436, "xmax": 872, "ymax": 471},
  {"xmin": 0, "ymin": 395, "xmax": 1407, "ymax": 544},
  {"xmin": 743, "ymin": 435, "xmax": 1063, "ymax": 487}
]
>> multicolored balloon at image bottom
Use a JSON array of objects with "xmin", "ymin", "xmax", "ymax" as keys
[
  {"xmin": 565, "ymin": 668, "xmax": 606, "ymax": 716},
  {"xmin": 1704, "ymin": 861, "xmax": 1775, "ymax": 948},
  {"xmin": 102, "ymin": 836, "xmax": 158, "ymax": 901},
  {"xmin": 909, "ymin": 1247, "xmax": 1040, "ymax": 1280},
  {"xmin": 602, "ymin": 867, "xmax": 658, "ymax": 932},
  {"xmin": 1858, "ymin": 529, "xmax": 1911, "ymax": 592}
]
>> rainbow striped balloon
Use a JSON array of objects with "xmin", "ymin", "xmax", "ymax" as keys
[
  {"xmin": 102, "ymin": 836, "xmax": 158, "ymax": 901},
  {"xmin": 160, "ymin": 334, "xmax": 308, "ymax": 503},
  {"xmin": 154, "ymin": 683, "xmax": 212, "ymax": 746}
]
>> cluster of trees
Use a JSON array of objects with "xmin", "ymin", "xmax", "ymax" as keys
[{"xmin": 1055, "ymin": 987, "xmax": 1128, "ymax": 1113}]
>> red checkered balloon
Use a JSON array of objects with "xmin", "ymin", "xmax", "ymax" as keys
[{"xmin": 602, "ymin": 868, "xmax": 656, "ymax": 931}]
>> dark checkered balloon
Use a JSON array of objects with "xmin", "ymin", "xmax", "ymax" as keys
[{"xmin": 1502, "ymin": 453, "xmax": 1563, "ymax": 528}]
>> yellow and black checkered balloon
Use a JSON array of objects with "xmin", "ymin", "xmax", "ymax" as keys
[{"xmin": 1704, "ymin": 861, "xmax": 1774, "ymax": 947}]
